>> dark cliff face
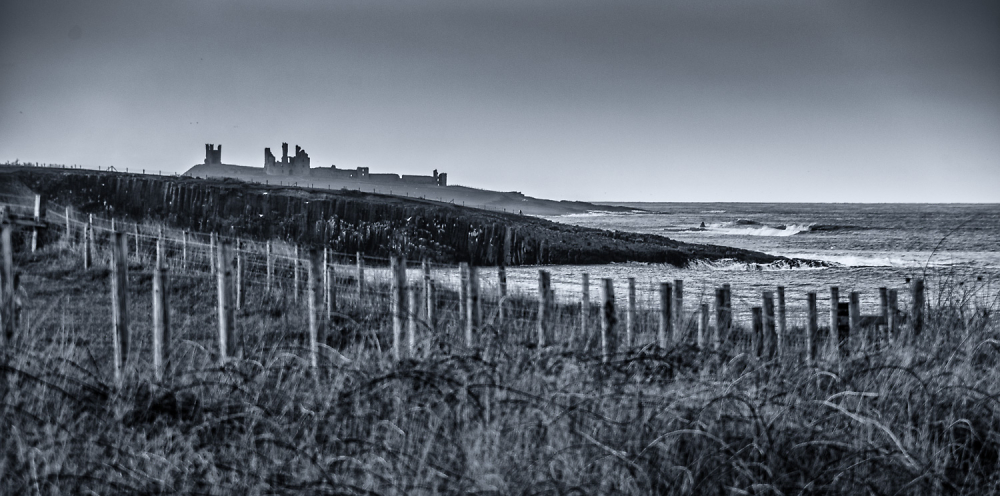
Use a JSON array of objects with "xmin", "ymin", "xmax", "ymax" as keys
[{"xmin": 3, "ymin": 168, "xmax": 798, "ymax": 267}]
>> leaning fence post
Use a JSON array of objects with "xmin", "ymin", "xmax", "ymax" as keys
[
  {"xmin": 466, "ymin": 265, "xmax": 481, "ymax": 347},
  {"xmin": 806, "ymin": 292, "xmax": 818, "ymax": 365},
  {"xmin": 307, "ymin": 248, "xmax": 324, "ymax": 369},
  {"xmin": 878, "ymin": 287, "xmax": 889, "ymax": 327},
  {"xmin": 658, "ymin": 282, "xmax": 672, "ymax": 348},
  {"xmin": 537, "ymin": 270, "xmax": 551, "ymax": 348},
  {"xmin": 152, "ymin": 239, "xmax": 170, "ymax": 382},
  {"xmin": 264, "ymin": 241, "xmax": 273, "ymax": 292},
  {"xmin": 911, "ymin": 278, "xmax": 925, "ymax": 339},
  {"xmin": 133, "ymin": 224, "xmax": 140, "ymax": 262},
  {"xmin": 216, "ymin": 240, "xmax": 235, "ymax": 361},
  {"xmin": 111, "ymin": 230, "xmax": 129, "ymax": 382},
  {"xmin": 1, "ymin": 225, "xmax": 13, "ymax": 343},
  {"xmin": 182, "ymin": 231, "xmax": 188, "ymax": 270},
  {"xmin": 390, "ymin": 255, "xmax": 406, "ymax": 361},
  {"xmin": 601, "ymin": 278, "xmax": 616, "ymax": 363},
  {"xmin": 762, "ymin": 291, "xmax": 777, "ymax": 359}
]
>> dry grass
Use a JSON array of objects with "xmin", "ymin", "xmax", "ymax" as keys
[{"xmin": 2, "ymin": 243, "xmax": 1000, "ymax": 495}]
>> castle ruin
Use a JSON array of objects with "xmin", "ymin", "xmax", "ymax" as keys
[
  {"xmin": 199, "ymin": 143, "xmax": 446, "ymax": 186},
  {"xmin": 264, "ymin": 143, "xmax": 310, "ymax": 176},
  {"xmin": 204, "ymin": 144, "xmax": 222, "ymax": 165}
]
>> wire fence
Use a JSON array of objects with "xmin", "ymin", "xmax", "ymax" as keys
[{"xmin": 2, "ymin": 193, "xmax": 996, "ymax": 383}]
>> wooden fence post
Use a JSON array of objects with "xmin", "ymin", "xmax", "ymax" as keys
[
  {"xmin": 235, "ymin": 239, "xmax": 244, "ymax": 311},
  {"xmin": 210, "ymin": 232, "xmax": 218, "ymax": 275},
  {"xmin": 64, "ymin": 206, "xmax": 72, "ymax": 245},
  {"xmin": 829, "ymin": 286, "xmax": 839, "ymax": 342},
  {"xmin": 265, "ymin": 241, "xmax": 273, "ymax": 292},
  {"xmin": 152, "ymin": 240, "xmax": 170, "ymax": 382},
  {"xmin": 84, "ymin": 215, "xmax": 93, "ymax": 270},
  {"xmin": 537, "ymin": 270, "xmax": 551, "ymax": 348},
  {"xmin": 216, "ymin": 240, "xmax": 235, "ymax": 361},
  {"xmin": 425, "ymin": 262, "xmax": 435, "ymax": 331},
  {"xmin": 325, "ymin": 251, "xmax": 335, "ymax": 321},
  {"xmin": 293, "ymin": 245, "xmax": 300, "ymax": 303},
  {"xmin": 390, "ymin": 255, "xmax": 406, "ymax": 361},
  {"xmin": 356, "ymin": 252, "xmax": 365, "ymax": 303},
  {"xmin": 307, "ymin": 248, "xmax": 324, "ymax": 368},
  {"xmin": 426, "ymin": 280, "xmax": 436, "ymax": 334},
  {"xmin": 911, "ymin": 278, "xmax": 925, "ymax": 339},
  {"xmin": 777, "ymin": 286, "xmax": 786, "ymax": 349},
  {"xmin": 111, "ymin": 230, "xmax": 129, "ymax": 382},
  {"xmin": 459, "ymin": 262, "xmax": 469, "ymax": 332},
  {"xmin": 762, "ymin": 291, "xmax": 777, "ymax": 359},
  {"xmin": 467, "ymin": 265, "xmax": 481, "ymax": 347},
  {"xmin": 751, "ymin": 307, "xmax": 763, "ymax": 358},
  {"xmin": 837, "ymin": 302, "xmax": 850, "ymax": 360},
  {"xmin": 673, "ymin": 279, "xmax": 684, "ymax": 340},
  {"xmin": 888, "ymin": 289, "xmax": 899, "ymax": 339},
  {"xmin": 601, "ymin": 278, "xmax": 616, "ymax": 362},
  {"xmin": 182, "ymin": 231, "xmax": 188, "ymax": 270},
  {"xmin": 626, "ymin": 277, "xmax": 636, "ymax": 349},
  {"xmin": 499, "ymin": 265, "xmax": 508, "ymax": 324},
  {"xmin": 806, "ymin": 292, "xmax": 818, "ymax": 365},
  {"xmin": 698, "ymin": 303, "xmax": 709, "ymax": 350},
  {"xmin": 722, "ymin": 283, "xmax": 732, "ymax": 331},
  {"xmin": 580, "ymin": 273, "xmax": 589, "ymax": 344},
  {"xmin": 31, "ymin": 194, "xmax": 44, "ymax": 252},
  {"xmin": 658, "ymin": 282, "xmax": 672, "ymax": 348},
  {"xmin": 849, "ymin": 291, "xmax": 861, "ymax": 346},
  {"xmin": 2, "ymin": 225, "xmax": 13, "ymax": 343},
  {"xmin": 133, "ymin": 224, "xmax": 140, "ymax": 262},
  {"xmin": 714, "ymin": 287, "xmax": 725, "ymax": 350},
  {"xmin": 408, "ymin": 284, "xmax": 418, "ymax": 356},
  {"xmin": 878, "ymin": 287, "xmax": 889, "ymax": 327}
]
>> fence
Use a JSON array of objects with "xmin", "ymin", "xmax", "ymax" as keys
[{"xmin": 0, "ymin": 193, "xmax": 958, "ymax": 384}]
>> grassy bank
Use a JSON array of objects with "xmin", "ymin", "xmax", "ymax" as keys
[{"xmin": 2, "ymin": 241, "xmax": 999, "ymax": 495}]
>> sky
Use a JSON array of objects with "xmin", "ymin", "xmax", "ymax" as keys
[{"xmin": 1, "ymin": 0, "xmax": 998, "ymax": 203}]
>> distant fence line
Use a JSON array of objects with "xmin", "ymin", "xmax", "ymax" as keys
[{"xmin": 0, "ymin": 193, "xmax": 952, "ymax": 384}]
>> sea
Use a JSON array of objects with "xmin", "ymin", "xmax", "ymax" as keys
[{"xmin": 492, "ymin": 203, "xmax": 1000, "ymax": 323}]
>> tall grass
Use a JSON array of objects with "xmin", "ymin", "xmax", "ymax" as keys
[{"xmin": 2, "ymin": 244, "xmax": 999, "ymax": 495}]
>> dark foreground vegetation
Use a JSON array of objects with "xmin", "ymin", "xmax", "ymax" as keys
[
  {"xmin": 0, "ymin": 167, "xmax": 812, "ymax": 267},
  {"xmin": 2, "ymin": 240, "xmax": 999, "ymax": 495}
]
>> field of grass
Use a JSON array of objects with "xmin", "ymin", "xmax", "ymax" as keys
[{"xmin": 2, "ymin": 233, "xmax": 1000, "ymax": 495}]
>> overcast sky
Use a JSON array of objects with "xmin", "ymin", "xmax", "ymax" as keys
[{"xmin": 1, "ymin": 0, "xmax": 998, "ymax": 202}]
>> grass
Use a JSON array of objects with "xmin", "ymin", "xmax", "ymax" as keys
[{"xmin": 2, "ymin": 240, "xmax": 1000, "ymax": 495}]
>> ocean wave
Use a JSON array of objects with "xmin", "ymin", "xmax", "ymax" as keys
[
  {"xmin": 780, "ymin": 252, "xmax": 978, "ymax": 268},
  {"xmin": 687, "ymin": 258, "xmax": 826, "ymax": 271},
  {"xmin": 702, "ymin": 223, "xmax": 814, "ymax": 237},
  {"xmin": 556, "ymin": 210, "xmax": 641, "ymax": 218}
]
